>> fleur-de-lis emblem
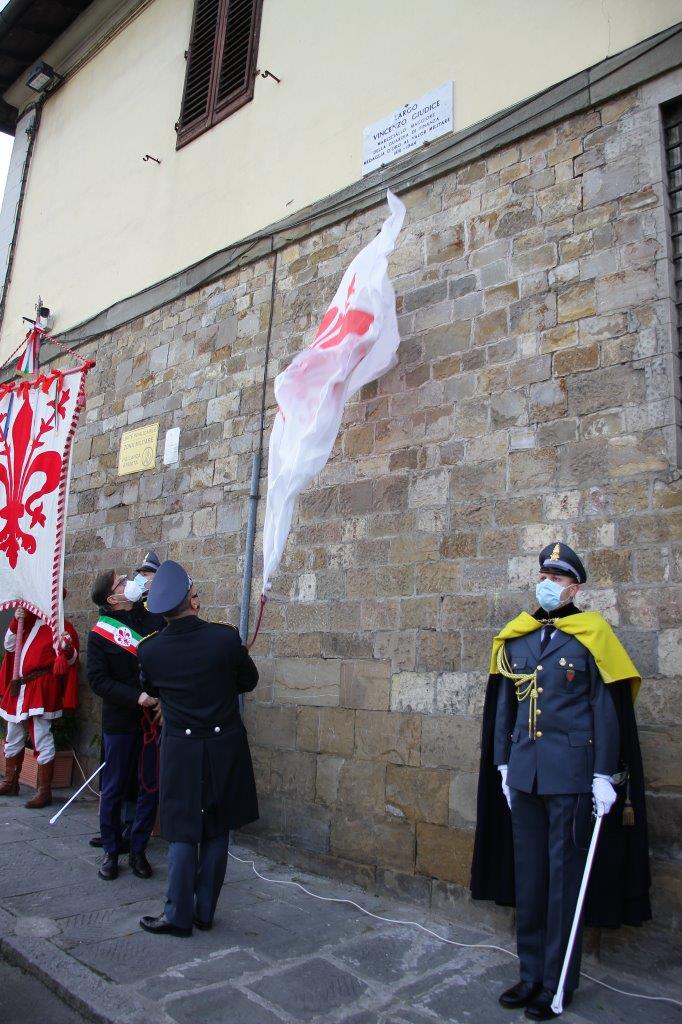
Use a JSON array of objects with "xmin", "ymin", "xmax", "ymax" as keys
[
  {"xmin": 114, "ymin": 627, "xmax": 134, "ymax": 648},
  {"xmin": 0, "ymin": 390, "xmax": 62, "ymax": 568}
]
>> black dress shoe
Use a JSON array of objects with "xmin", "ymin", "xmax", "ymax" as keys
[
  {"xmin": 193, "ymin": 916, "xmax": 212, "ymax": 931},
  {"xmin": 499, "ymin": 981, "xmax": 543, "ymax": 1008},
  {"xmin": 89, "ymin": 834, "xmax": 103, "ymax": 848},
  {"xmin": 525, "ymin": 988, "xmax": 572, "ymax": 1020},
  {"xmin": 139, "ymin": 914, "xmax": 192, "ymax": 937},
  {"xmin": 129, "ymin": 851, "xmax": 152, "ymax": 878},
  {"xmin": 98, "ymin": 853, "xmax": 118, "ymax": 881}
]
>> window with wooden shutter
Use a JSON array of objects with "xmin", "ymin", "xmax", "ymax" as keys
[{"xmin": 176, "ymin": 0, "xmax": 263, "ymax": 148}]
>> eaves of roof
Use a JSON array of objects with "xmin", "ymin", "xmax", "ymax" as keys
[{"xmin": 0, "ymin": 0, "xmax": 95, "ymax": 133}]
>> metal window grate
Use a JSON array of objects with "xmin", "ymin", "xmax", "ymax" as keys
[{"xmin": 663, "ymin": 99, "xmax": 682, "ymax": 447}]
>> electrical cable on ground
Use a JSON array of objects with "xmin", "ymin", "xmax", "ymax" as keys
[{"xmin": 227, "ymin": 850, "xmax": 682, "ymax": 1010}]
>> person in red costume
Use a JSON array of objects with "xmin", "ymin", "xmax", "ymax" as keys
[{"xmin": 0, "ymin": 607, "xmax": 79, "ymax": 808}]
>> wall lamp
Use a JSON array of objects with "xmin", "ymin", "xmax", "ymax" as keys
[{"xmin": 26, "ymin": 61, "xmax": 63, "ymax": 94}]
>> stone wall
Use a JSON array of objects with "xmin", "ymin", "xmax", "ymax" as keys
[{"xmin": 63, "ymin": 71, "xmax": 681, "ymax": 928}]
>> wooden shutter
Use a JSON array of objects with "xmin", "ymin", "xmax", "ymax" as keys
[
  {"xmin": 177, "ymin": 0, "xmax": 222, "ymax": 139},
  {"xmin": 177, "ymin": 0, "xmax": 263, "ymax": 148}
]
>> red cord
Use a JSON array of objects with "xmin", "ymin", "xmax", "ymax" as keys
[
  {"xmin": 139, "ymin": 707, "xmax": 160, "ymax": 794},
  {"xmin": 247, "ymin": 594, "xmax": 267, "ymax": 651}
]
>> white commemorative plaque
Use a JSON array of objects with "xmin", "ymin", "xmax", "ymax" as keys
[{"xmin": 362, "ymin": 82, "xmax": 454, "ymax": 176}]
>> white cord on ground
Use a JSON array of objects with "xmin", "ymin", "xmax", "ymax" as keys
[
  {"xmin": 70, "ymin": 747, "xmax": 101, "ymax": 797},
  {"xmin": 227, "ymin": 851, "xmax": 682, "ymax": 1010}
]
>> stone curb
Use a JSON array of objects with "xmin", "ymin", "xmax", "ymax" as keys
[{"xmin": 0, "ymin": 906, "xmax": 173, "ymax": 1024}]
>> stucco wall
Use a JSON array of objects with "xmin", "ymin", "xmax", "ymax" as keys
[{"xmin": 1, "ymin": 0, "xmax": 681, "ymax": 356}]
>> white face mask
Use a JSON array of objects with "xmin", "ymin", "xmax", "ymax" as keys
[{"xmin": 123, "ymin": 578, "xmax": 144, "ymax": 603}]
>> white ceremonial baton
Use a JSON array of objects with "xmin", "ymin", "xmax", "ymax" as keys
[
  {"xmin": 49, "ymin": 762, "xmax": 106, "ymax": 825},
  {"xmin": 551, "ymin": 813, "xmax": 604, "ymax": 1015}
]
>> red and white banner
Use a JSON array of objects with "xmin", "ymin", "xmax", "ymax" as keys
[
  {"xmin": 262, "ymin": 190, "xmax": 406, "ymax": 590},
  {"xmin": 0, "ymin": 364, "xmax": 90, "ymax": 645}
]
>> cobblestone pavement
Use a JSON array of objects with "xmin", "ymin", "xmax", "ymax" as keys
[{"xmin": 0, "ymin": 787, "xmax": 680, "ymax": 1024}]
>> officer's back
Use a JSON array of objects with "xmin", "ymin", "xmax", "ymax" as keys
[{"xmin": 139, "ymin": 616, "xmax": 258, "ymax": 732}]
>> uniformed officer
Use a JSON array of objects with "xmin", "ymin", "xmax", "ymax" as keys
[
  {"xmin": 492, "ymin": 544, "xmax": 623, "ymax": 1020},
  {"xmin": 137, "ymin": 560, "xmax": 259, "ymax": 937}
]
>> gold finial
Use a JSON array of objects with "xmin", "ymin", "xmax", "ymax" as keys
[{"xmin": 551, "ymin": 543, "xmax": 561, "ymax": 561}]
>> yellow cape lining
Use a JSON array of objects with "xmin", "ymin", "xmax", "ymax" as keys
[{"xmin": 489, "ymin": 610, "xmax": 641, "ymax": 701}]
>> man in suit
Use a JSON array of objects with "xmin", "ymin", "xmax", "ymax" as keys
[
  {"xmin": 137, "ymin": 560, "xmax": 259, "ymax": 937},
  {"xmin": 491, "ymin": 543, "xmax": 627, "ymax": 1020},
  {"xmin": 87, "ymin": 570, "xmax": 161, "ymax": 880}
]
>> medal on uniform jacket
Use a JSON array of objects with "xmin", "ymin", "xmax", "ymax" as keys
[
  {"xmin": 91, "ymin": 615, "xmax": 143, "ymax": 655},
  {"xmin": 566, "ymin": 662, "xmax": 575, "ymax": 682}
]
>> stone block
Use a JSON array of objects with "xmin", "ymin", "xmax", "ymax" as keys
[
  {"xmin": 337, "ymin": 759, "xmax": 387, "ymax": 812},
  {"xmin": 354, "ymin": 710, "xmax": 421, "ymax": 766},
  {"xmin": 268, "ymin": 749, "xmax": 317, "ymax": 801},
  {"xmin": 340, "ymin": 659, "xmax": 390, "ymax": 711},
  {"xmin": 386, "ymin": 764, "xmax": 450, "ymax": 824},
  {"xmin": 490, "ymin": 388, "xmax": 527, "ymax": 427},
  {"xmin": 408, "ymin": 470, "xmax": 449, "ymax": 509},
  {"xmin": 658, "ymin": 629, "xmax": 682, "ymax": 678},
  {"xmin": 509, "ymin": 295, "xmax": 556, "ymax": 333},
  {"xmin": 416, "ymin": 630, "xmax": 462, "ymax": 672},
  {"xmin": 421, "ymin": 714, "xmax": 479, "ymax": 772},
  {"xmin": 296, "ymin": 707, "xmax": 355, "ymax": 756},
  {"xmin": 640, "ymin": 727, "xmax": 682, "ymax": 790},
  {"xmin": 449, "ymin": 771, "xmax": 479, "ymax": 827},
  {"xmin": 416, "ymin": 822, "xmax": 474, "ymax": 885},
  {"xmin": 315, "ymin": 754, "xmax": 344, "ymax": 805},
  {"xmin": 558, "ymin": 282, "xmax": 597, "ymax": 322},
  {"xmin": 244, "ymin": 703, "xmax": 297, "ymax": 749},
  {"xmin": 390, "ymin": 671, "xmax": 435, "ymax": 714},
  {"xmin": 330, "ymin": 811, "xmax": 415, "ymax": 871},
  {"xmin": 567, "ymin": 366, "xmax": 645, "ymax": 416},
  {"xmin": 274, "ymin": 658, "xmax": 341, "ymax": 706},
  {"xmin": 529, "ymin": 379, "xmax": 567, "ymax": 423},
  {"xmin": 441, "ymin": 595, "xmax": 489, "ymax": 630},
  {"xmin": 509, "ymin": 447, "xmax": 556, "ymax": 489},
  {"xmin": 553, "ymin": 343, "xmax": 599, "ymax": 375}
]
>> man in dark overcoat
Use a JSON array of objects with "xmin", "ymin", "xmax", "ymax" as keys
[
  {"xmin": 87, "ymin": 569, "xmax": 162, "ymax": 880},
  {"xmin": 137, "ymin": 560, "xmax": 259, "ymax": 937}
]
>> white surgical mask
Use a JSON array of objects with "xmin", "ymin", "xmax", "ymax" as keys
[
  {"xmin": 123, "ymin": 578, "xmax": 144, "ymax": 603},
  {"xmin": 133, "ymin": 573, "xmax": 148, "ymax": 592},
  {"xmin": 535, "ymin": 578, "xmax": 566, "ymax": 612}
]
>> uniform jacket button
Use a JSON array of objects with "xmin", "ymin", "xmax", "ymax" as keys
[
  {"xmin": 536, "ymin": 730, "xmax": 543, "ymax": 738},
  {"xmin": 185, "ymin": 728, "xmax": 191, "ymax": 735},
  {"xmin": 214, "ymin": 726, "xmax": 220, "ymax": 733},
  {"xmin": 537, "ymin": 665, "xmax": 543, "ymax": 671},
  {"xmin": 538, "ymin": 686, "xmax": 544, "ymax": 693}
]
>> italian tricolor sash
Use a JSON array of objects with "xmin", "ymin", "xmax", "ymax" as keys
[{"xmin": 91, "ymin": 616, "xmax": 143, "ymax": 656}]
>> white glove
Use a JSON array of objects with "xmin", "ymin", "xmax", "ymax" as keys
[
  {"xmin": 498, "ymin": 764, "xmax": 511, "ymax": 810},
  {"xmin": 592, "ymin": 774, "xmax": 617, "ymax": 817}
]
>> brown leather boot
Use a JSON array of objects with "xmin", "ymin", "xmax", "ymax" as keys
[
  {"xmin": 25, "ymin": 759, "xmax": 54, "ymax": 808},
  {"xmin": 0, "ymin": 750, "xmax": 25, "ymax": 796}
]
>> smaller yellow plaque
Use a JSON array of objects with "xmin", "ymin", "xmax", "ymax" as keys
[{"xmin": 117, "ymin": 422, "xmax": 160, "ymax": 476}]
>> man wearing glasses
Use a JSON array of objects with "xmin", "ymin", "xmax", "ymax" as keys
[{"xmin": 87, "ymin": 569, "xmax": 162, "ymax": 881}]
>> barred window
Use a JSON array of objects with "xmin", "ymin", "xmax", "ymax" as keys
[
  {"xmin": 176, "ymin": 0, "xmax": 263, "ymax": 148},
  {"xmin": 663, "ymin": 99, "xmax": 682, "ymax": 461}
]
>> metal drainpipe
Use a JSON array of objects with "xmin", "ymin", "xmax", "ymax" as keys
[{"xmin": 239, "ymin": 247, "xmax": 277, "ymax": 710}]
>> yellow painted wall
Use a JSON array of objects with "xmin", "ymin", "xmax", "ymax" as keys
[{"xmin": 1, "ymin": 0, "xmax": 680, "ymax": 356}]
